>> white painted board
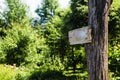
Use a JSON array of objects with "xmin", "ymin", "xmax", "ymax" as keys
[{"xmin": 68, "ymin": 26, "xmax": 92, "ymax": 45}]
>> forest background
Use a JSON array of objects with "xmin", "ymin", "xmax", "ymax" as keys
[{"xmin": 0, "ymin": 0, "xmax": 120, "ymax": 80}]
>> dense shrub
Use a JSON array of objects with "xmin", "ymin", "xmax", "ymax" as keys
[
  {"xmin": 108, "ymin": 0, "xmax": 120, "ymax": 78},
  {"xmin": 0, "ymin": 64, "xmax": 18, "ymax": 80},
  {"xmin": 0, "ymin": 20, "xmax": 49, "ymax": 67}
]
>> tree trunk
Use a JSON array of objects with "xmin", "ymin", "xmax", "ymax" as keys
[{"xmin": 85, "ymin": 0, "xmax": 111, "ymax": 80}]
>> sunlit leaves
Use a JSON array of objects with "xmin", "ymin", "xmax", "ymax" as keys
[
  {"xmin": 108, "ymin": 0, "xmax": 120, "ymax": 77},
  {"xmin": 0, "ymin": 0, "xmax": 27, "ymax": 27}
]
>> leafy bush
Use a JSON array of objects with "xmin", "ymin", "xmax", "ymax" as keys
[
  {"xmin": 0, "ymin": 64, "xmax": 18, "ymax": 80},
  {"xmin": 0, "ymin": 20, "xmax": 49, "ymax": 67},
  {"xmin": 108, "ymin": 0, "xmax": 120, "ymax": 78}
]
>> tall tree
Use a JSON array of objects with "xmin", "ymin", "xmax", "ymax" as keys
[
  {"xmin": 35, "ymin": 0, "xmax": 59, "ymax": 24},
  {"xmin": 85, "ymin": 0, "xmax": 111, "ymax": 80},
  {"xmin": 69, "ymin": 0, "xmax": 88, "ymax": 29},
  {"xmin": 0, "ymin": 0, "xmax": 26, "ymax": 27}
]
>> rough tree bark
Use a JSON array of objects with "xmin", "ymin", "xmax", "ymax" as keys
[{"xmin": 85, "ymin": 0, "xmax": 111, "ymax": 80}]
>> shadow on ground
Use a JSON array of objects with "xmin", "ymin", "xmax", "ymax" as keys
[{"xmin": 29, "ymin": 70, "xmax": 78, "ymax": 80}]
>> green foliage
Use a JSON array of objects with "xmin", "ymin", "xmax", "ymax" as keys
[
  {"xmin": 35, "ymin": 0, "xmax": 88, "ymax": 75},
  {"xmin": 108, "ymin": 0, "xmax": 120, "ymax": 78},
  {"xmin": 108, "ymin": 41, "xmax": 120, "ymax": 77},
  {"xmin": 109, "ymin": 0, "xmax": 120, "ymax": 39},
  {"xmin": 1, "ymin": 21, "xmax": 48, "ymax": 66},
  {"xmin": 29, "ymin": 70, "xmax": 86, "ymax": 80},
  {"xmin": 35, "ymin": 0, "xmax": 59, "ymax": 24},
  {"xmin": 0, "ymin": 0, "xmax": 27, "ymax": 27},
  {"xmin": 29, "ymin": 70, "xmax": 66, "ymax": 80},
  {"xmin": 44, "ymin": 16, "xmax": 63, "ymax": 56},
  {"xmin": 0, "ymin": 64, "xmax": 18, "ymax": 80},
  {"xmin": 0, "ymin": 64, "xmax": 33, "ymax": 80},
  {"xmin": 0, "ymin": 0, "xmax": 50, "ymax": 68},
  {"xmin": 69, "ymin": 0, "xmax": 88, "ymax": 28},
  {"xmin": 109, "ymin": 72, "xmax": 120, "ymax": 80},
  {"xmin": 1, "ymin": 0, "xmax": 120, "ymax": 79}
]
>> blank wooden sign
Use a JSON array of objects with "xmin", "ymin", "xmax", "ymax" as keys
[{"xmin": 68, "ymin": 26, "xmax": 92, "ymax": 45}]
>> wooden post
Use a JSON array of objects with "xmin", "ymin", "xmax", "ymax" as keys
[{"xmin": 85, "ymin": 0, "xmax": 111, "ymax": 80}]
